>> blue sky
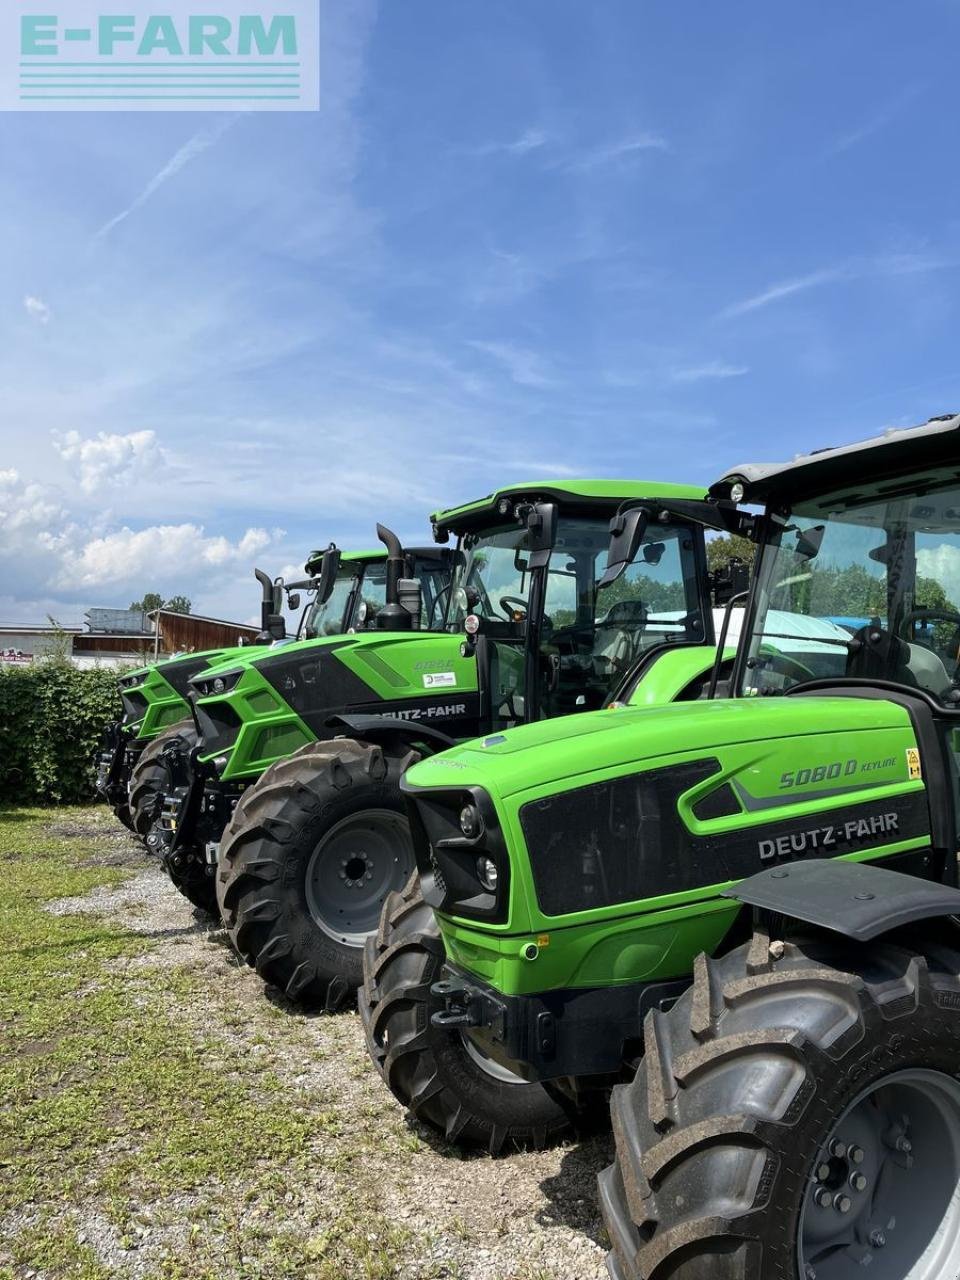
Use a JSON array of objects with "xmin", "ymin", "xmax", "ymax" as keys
[{"xmin": 3, "ymin": 0, "xmax": 960, "ymax": 625}]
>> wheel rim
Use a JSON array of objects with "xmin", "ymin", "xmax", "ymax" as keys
[
  {"xmin": 797, "ymin": 1068, "xmax": 960, "ymax": 1279},
  {"xmin": 304, "ymin": 809, "xmax": 414, "ymax": 947},
  {"xmin": 460, "ymin": 1031, "xmax": 530, "ymax": 1085}
]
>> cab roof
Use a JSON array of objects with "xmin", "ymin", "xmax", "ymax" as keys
[
  {"xmin": 303, "ymin": 545, "xmax": 448, "ymax": 575},
  {"xmin": 431, "ymin": 479, "xmax": 706, "ymax": 535},
  {"xmin": 303, "ymin": 547, "xmax": 386, "ymax": 575},
  {"xmin": 712, "ymin": 413, "xmax": 960, "ymax": 509}
]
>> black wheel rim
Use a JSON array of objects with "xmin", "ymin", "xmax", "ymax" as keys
[{"xmin": 304, "ymin": 809, "xmax": 415, "ymax": 946}]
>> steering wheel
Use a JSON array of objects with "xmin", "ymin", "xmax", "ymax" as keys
[
  {"xmin": 902, "ymin": 607, "xmax": 960, "ymax": 680},
  {"xmin": 754, "ymin": 646, "xmax": 817, "ymax": 684},
  {"xmin": 499, "ymin": 595, "xmax": 529, "ymax": 620},
  {"xmin": 902, "ymin": 607, "xmax": 960, "ymax": 647}
]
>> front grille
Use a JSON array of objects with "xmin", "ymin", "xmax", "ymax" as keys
[
  {"xmin": 193, "ymin": 700, "xmax": 241, "ymax": 758},
  {"xmin": 428, "ymin": 849, "xmax": 447, "ymax": 895},
  {"xmin": 121, "ymin": 690, "xmax": 148, "ymax": 726},
  {"xmin": 519, "ymin": 761, "xmax": 723, "ymax": 916}
]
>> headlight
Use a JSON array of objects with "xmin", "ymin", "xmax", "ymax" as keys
[
  {"xmin": 192, "ymin": 668, "xmax": 242, "ymax": 698},
  {"xmin": 401, "ymin": 784, "xmax": 509, "ymax": 922},
  {"xmin": 476, "ymin": 855, "xmax": 498, "ymax": 891},
  {"xmin": 460, "ymin": 803, "xmax": 483, "ymax": 838}
]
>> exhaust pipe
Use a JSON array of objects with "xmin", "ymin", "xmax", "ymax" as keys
[
  {"xmin": 375, "ymin": 524, "xmax": 413, "ymax": 630},
  {"xmin": 254, "ymin": 567, "xmax": 286, "ymax": 643}
]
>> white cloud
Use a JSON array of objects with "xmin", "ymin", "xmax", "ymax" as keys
[
  {"xmin": 60, "ymin": 524, "xmax": 276, "ymax": 589},
  {"xmin": 718, "ymin": 251, "xmax": 958, "ymax": 321},
  {"xmin": 826, "ymin": 87, "xmax": 919, "ymax": 156},
  {"xmin": 718, "ymin": 268, "xmax": 845, "ymax": 319},
  {"xmin": 917, "ymin": 544, "xmax": 960, "ymax": 609},
  {"xmin": 563, "ymin": 134, "xmax": 669, "ymax": 172},
  {"xmin": 0, "ymin": 468, "xmax": 63, "ymax": 534},
  {"xmin": 53, "ymin": 428, "xmax": 165, "ymax": 495},
  {"xmin": 468, "ymin": 340, "xmax": 558, "ymax": 389},
  {"xmin": 93, "ymin": 116, "xmax": 236, "ymax": 242},
  {"xmin": 669, "ymin": 360, "xmax": 749, "ymax": 383},
  {"xmin": 470, "ymin": 128, "xmax": 549, "ymax": 158},
  {"xmin": 23, "ymin": 294, "xmax": 50, "ymax": 324},
  {"xmin": 0, "ymin": 464, "xmax": 286, "ymax": 621}
]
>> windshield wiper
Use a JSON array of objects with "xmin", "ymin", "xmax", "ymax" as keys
[{"xmin": 759, "ymin": 632, "xmax": 852, "ymax": 649}]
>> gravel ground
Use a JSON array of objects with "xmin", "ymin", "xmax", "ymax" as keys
[{"xmin": 28, "ymin": 809, "xmax": 612, "ymax": 1280}]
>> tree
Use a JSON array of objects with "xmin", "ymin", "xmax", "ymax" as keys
[
  {"xmin": 706, "ymin": 534, "xmax": 756, "ymax": 573},
  {"xmin": 129, "ymin": 592, "xmax": 192, "ymax": 615},
  {"xmin": 129, "ymin": 592, "xmax": 163, "ymax": 613}
]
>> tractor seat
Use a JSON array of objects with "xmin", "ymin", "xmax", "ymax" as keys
[{"xmin": 593, "ymin": 599, "xmax": 648, "ymax": 673}]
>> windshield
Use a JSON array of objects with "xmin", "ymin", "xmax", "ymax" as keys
[
  {"xmin": 446, "ymin": 523, "xmax": 533, "ymax": 629},
  {"xmin": 302, "ymin": 567, "xmax": 360, "ymax": 638},
  {"xmin": 741, "ymin": 479, "xmax": 960, "ymax": 703},
  {"xmin": 447, "ymin": 515, "xmax": 705, "ymax": 721},
  {"xmin": 447, "ymin": 517, "xmax": 703, "ymax": 641}
]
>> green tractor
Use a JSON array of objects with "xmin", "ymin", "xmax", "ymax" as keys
[
  {"xmin": 181, "ymin": 480, "xmax": 745, "ymax": 1024},
  {"xmin": 95, "ymin": 557, "xmax": 316, "ymax": 834},
  {"xmin": 154, "ymin": 530, "xmax": 456, "ymax": 915},
  {"xmin": 95, "ymin": 541, "xmax": 363, "ymax": 840},
  {"xmin": 122, "ymin": 545, "xmax": 396, "ymax": 864},
  {"xmin": 392, "ymin": 415, "xmax": 960, "ymax": 1277}
]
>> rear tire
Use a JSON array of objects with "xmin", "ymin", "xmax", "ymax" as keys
[
  {"xmin": 129, "ymin": 719, "xmax": 198, "ymax": 845},
  {"xmin": 600, "ymin": 928, "xmax": 960, "ymax": 1280},
  {"xmin": 359, "ymin": 875, "xmax": 572, "ymax": 1155},
  {"xmin": 216, "ymin": 739, "xmax": 418, "ymax": 1011}
]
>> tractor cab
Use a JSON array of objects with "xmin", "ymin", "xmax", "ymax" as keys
[
  {"xmin": 712, "ymin": 414, "xmax": 960, "ymax": 709},
  {"xmin": 295, "ymin": 547, "xmax": 446, "ymax": 639},
  {"xmin": 432, "ymin": 480, "xmax": 740, "ymax": 732}
]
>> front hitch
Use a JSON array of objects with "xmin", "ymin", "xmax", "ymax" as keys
[
  {"xmin": 430, "ymin": 976, "xmax": 507, "ymax": 1040},
  {"xmin": 96, "ymin": 721, "xmax": 130, "ymax": 802}
]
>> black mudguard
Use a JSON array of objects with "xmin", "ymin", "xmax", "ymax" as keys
[
  {"xmin": 727, "ymin": 858, "xmax": 960, "ymax": 942},
  {"xmin": 325, "ymin": 713, "xmax": 457, "ymax": 757}
]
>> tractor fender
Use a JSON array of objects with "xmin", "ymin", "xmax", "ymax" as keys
[
  {"xmin": 725, "ymin": 858, "xmax": 960, "ymax": 943},
  {"xmin": 325, "ymin": 713, "xmax": 457, "ymax": 757}
]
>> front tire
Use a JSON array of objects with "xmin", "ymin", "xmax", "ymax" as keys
[
  {"xmin": 600, "ymin": 928, "xmax": 960, "ymax": 1280},
  {"xmin": 359, "ymin": 875, "xmax": 572, "ymax": 1155},
  {"xmin": 216, "ymin": 739, "xmax": 418, "ymax": 1011},
  {"xmin": 113, "ymin": 796, "xmax": 137, "ymax": 833},
  {"xmin": 129, "ymin": 719, "xmax": 197, "ymax": 845}
]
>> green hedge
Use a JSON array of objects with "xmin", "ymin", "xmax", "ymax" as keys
[{"xmin": 0, "ymin": 661, "xmax": 124, "ymax": 805}]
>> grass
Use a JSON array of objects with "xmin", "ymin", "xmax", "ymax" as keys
[
  {"xmin": 0, "ymin": 808, "xmax": 411, "ymax": 1279},
  {"xmin": 0, "ymin": 806, "xmax": 606, "ymax": 1280}
]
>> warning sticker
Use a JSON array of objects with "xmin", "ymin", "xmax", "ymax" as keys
[
  {"xmin": 906, "ymin": 747, "xmax": 922, "ymax": 781},
  {"xmin": 423, "ymin": 671, "xmax": 457, "ymax": 689}
]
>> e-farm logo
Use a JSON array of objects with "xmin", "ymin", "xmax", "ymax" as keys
[{"xmin": 3, "ymin": 0, "xmax": 319, "ymax": 110}]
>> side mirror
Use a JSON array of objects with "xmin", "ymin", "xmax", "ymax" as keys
[
  {"xmin": 599, "ymin": 507, "xmax": 649, "ymax": 589},
  {"xmin": 796, "ymin": 525, "xmax": 825, "ymax": 561},
  {"xmin": 525, "ymin": 501, "xmax": 558, "ymax": 571},
  {"xmin": 287, "ymin": 592, "xmax": 301, "ymax": 611},
  {"xmin": 266, "ymin": 612, "xmax": 286, "ymax": 641},
  {"xmin": 313, "ymin": 544, "xmax": 342, "ymax": 606}
]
